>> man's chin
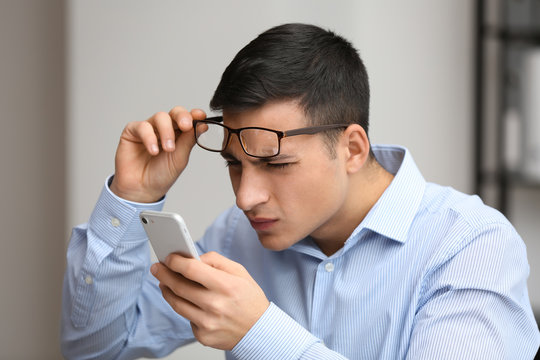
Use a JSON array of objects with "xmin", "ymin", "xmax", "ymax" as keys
[{"xmin": 256, "ymin": 232, "xmax": 300, "ymax": 252}]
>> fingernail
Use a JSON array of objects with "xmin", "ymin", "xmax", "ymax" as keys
[
  {"xmin": 151, "ymin": 144, "xmax": 159, "ymax": 154},
  {"xmin": 150, "ymin": 263, "xmax": 158, "ymax": 275},
  {"xmin": 166, "ymin": 139, "xmax": 174, "ymax": 150}
]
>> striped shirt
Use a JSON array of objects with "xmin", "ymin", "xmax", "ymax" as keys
[{"xmin": 61, "ymin": 145, "xmax": 540, "ymax": 359}]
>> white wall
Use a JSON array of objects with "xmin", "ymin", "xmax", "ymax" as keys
[
  {"xmin": 66, "ymin": 0, "xmax": 476, "ymax": 239},
  {"xmin": 66, "ymin": 1, "xmax": 482, "ymax": 359}
]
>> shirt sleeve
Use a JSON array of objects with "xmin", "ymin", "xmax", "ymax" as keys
[
  {"xmin": 61, "ymin": 176, "xmax": 195, "ymax": 360},
  {"xmin": 232, "ymin": 302, "xmax": 349, "ymax": 360},
  {"xmin": 406, "ymin": 222, "xmax": 540, "ymax": 360}
]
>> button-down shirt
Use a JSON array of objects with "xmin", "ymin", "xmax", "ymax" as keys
[{"xmin": 61, "ymin": 145, "xmax": 540, "ymax": 359}]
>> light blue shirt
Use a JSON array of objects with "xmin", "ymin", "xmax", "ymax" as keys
[{"xmin": 61, "ymin": 145, "xmax": 540, "ymax": 359}]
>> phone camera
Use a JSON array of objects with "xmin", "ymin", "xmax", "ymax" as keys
[{"xmin": 141, "ymin": 217, "xmax": 148, "ymax": 224}]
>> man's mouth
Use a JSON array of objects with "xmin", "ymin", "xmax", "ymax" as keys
[{"xmin": 248, "ymin": 217, "xmax": 278, "ymax": 231}]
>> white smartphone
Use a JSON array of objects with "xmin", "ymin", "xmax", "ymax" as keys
[{"xmin": 139, "ymin": 210, "xmax": 200, "ymax": 262}]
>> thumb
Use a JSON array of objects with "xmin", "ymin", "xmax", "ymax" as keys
[
  {"xmin": 173, "ymin": 126, "xmax": 196, "ymax": 156},
  {"xmin": 165, "ymin": 128, "xmax": 195, "ymax": 176}
]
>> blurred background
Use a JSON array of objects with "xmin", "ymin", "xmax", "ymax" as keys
[{"xmin": 1, "ymin": 0, "xmax": 539, "ymax": 359}]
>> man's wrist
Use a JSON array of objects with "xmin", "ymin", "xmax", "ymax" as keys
[
  {"xmin": 108, "ymin": 175, "xmax": 165, "ymax": 204},
  {"xmin": 84, "ymin": 175, "xmax": 166, "ymax": 248}
]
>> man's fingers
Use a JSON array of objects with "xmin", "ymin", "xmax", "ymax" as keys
[
  {"xmin": 200, "ymin": 251, "xmax": 249, "ymax": 277},
  {"xmin": 162, "ymin": 253, "xmax": 255, "ymax": 297},
  {"xmin": 159, "ymin": 282, "xmax": 203, "ymax": 320},
  {"xmin": 169, "ymin": 106, "xmax": 193, "ymax": 132},
  {"xmin": 152, "ymin": 262, "xmax": 209, "ymax": 307},
  {"xmin": 137, "ymin": 107, "xmax": 206, "ymax": 157},
  {"xmin": 164, "ymin": 254, "xmax": 238, "ymax": 291},
  {"xmin": 151, "ymin": 112, "xmax": 177, "ymax": 152},
  {"xmin": 168, "ymin": 106, "xmax": 202, "ymax": 159},
  {"xmin": 191, "ymin": 108, "xmax": 207, "ymax": 121},
  {"xmin": 126, "ymin": 121, "xmax": 160, "ymax": 155},
  {"xmin": 152, "ymin": 255, "xmax": 269, "ymax": 351}
]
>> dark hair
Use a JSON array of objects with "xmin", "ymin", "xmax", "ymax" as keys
[{"xmin": 210, "ymin": 23, "xmax": 371, "ymax": 146}]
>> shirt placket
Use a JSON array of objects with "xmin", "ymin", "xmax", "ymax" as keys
[{"xmin": 310, "ymin": 258, "xmax": 339, "ymax": 346}]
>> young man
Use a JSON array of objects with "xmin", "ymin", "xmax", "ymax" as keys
[{"xmin": 61, "ymin": 23, "xmax": 540, "ymax": 359}]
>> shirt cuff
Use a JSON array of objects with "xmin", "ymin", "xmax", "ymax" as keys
[
  {"xmin": 231, "ymin": 302, "xmax": 320, "ymax": 360},
  {"xmin": 88, "ymin": 175, "xmax": 166, "ymax": 248}
]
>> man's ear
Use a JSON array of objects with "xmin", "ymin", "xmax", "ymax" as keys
[{"xmin": 341, "ymin": 124, "xmax": 371, "ymax": 174}]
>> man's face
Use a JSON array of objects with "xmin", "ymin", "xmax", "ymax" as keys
[{"xmin": 222, "ymin": 101, "xmax": 350, "ymax": 252}]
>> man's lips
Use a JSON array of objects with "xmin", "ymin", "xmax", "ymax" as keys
[{"xmin": 248, "ymin": 217, "xmax": 278, "ymax": 231}]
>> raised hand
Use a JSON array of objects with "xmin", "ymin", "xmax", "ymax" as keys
[{"xmin": 110, "ymin": 106, "xmax": 206, "ymax": 202}]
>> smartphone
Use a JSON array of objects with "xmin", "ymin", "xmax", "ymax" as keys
[{"xmin": 139, "ymin": 210, "xmax": 200, "ymax": 262}]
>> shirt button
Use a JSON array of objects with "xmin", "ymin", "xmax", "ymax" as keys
[
  {"xmin": 324, "ymin": 262, "xmax": 334, "ymax": 272},
  {"xmin": 84, "ymin": 275, "xmax": 93, "ymax": 285},
  {"xmin": 111, "ymin": 217, "xmax": 121, "ymax": 227}
]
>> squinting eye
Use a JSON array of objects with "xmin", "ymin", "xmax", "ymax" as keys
[
  {"xmin": 224, "ymin": 160, "xmax": 241, "ymax": 168},
  {"xmin": 267, "ymin": 163, "xmax": 292, "ymax": 169}
]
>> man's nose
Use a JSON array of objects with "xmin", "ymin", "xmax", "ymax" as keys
[{"xmin": 234, "ymin": 168, "xmax": 270, "ymax": 212}]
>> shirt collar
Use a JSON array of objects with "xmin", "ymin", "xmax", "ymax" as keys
[
  {"xmin": 344, "ymin": 145, "xmax": 426, "ymax": 247},
  {"xmin": 289, "ymin": 145, "xmax": 426, "ymax": 259}
]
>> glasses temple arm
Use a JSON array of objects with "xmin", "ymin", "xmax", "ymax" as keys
[{"xmin": 283, "ymin": 124, "xmax": 349, "ymax": 137}]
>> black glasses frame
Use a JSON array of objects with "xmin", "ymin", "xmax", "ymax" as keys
[{"xmin": 193, "ymin": 116, "xmax": 349, "ymax": 158}]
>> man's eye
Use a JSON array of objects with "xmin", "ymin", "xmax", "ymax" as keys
[
  {"xmin": 267, "ymin": 163, "xmax": 292, "ymax": 169},
  {"xmin": 224, "ymin": 160, "xmax": 241, "ymax": 168}
]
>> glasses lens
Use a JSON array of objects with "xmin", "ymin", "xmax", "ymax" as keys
[
  {"xmin": 195, "ymin": 122, "xmax": 228, "ymax": 151},
  {"xmin": 239, "ymin": 129, "xmax": 279, "ymax": 157}
]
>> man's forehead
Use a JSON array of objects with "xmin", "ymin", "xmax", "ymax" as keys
[{"xmin": 222, "ymin": 102, "xmax": 308, "ymax": 130}]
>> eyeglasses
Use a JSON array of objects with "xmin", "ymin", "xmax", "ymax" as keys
[{"xmin": 193, "ymin": 116, "xmax": 349, "ymax": 158}]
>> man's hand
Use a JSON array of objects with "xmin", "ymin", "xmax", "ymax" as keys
[
  {"xmin": 110, "ymin": 106, "xmax": 206, "ymax": 203},
  {"xmin": 150, "ymin": 252, "xmax": 270, "ymax": 350}
]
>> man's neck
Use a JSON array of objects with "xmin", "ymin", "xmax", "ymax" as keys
[{"xmin": 313, "ymin": 161, "xmax": 394, "ymax": 256}]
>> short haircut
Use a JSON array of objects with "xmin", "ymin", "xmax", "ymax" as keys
[{"xmin": 210, "ymin": 23, "xmax": 371, "ymax": 148}]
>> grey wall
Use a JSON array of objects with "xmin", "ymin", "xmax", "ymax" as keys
[
  {"xmin": 1, "ymin": 1, "xmax": 537, "ymax": 359},
  {"xmin": 0, "ymin": 1, "xmax": 65, "ymax": 359}
]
